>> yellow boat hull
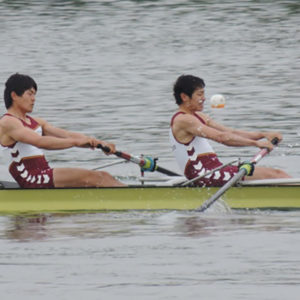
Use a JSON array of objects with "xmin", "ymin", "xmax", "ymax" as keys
[{"xmin": 0, "ymin": 185, "xmax": 299, "ymax": 214}]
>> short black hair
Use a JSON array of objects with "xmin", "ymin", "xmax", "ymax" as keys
[
  {"xmin": 4, "ymin": 73, "xmax": 37, "ymax": 109},
  {"xmin": 173, "ymin": 75, "xmax": 205, "ymax": 105}
]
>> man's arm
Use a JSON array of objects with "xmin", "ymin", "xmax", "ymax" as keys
[
  {"xmin": 35, "ymin": 117, "xmax": 86, "ymax": 139},
  {"xmin": 35, "ymin": 117, "xmax": 116, "ymax": 153},
  {"xmin": 198, "ymin": 112, "xmax": 283, "ymax": 143},
  {"xmin": 1, "ymin": 117, "xmax": 98, "ymax": 150},
  {"xmin": 174, "ymin": 113, "xmax": 275, "ymax": 151}
]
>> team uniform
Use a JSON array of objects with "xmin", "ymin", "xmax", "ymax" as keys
[
  {"xmin": 1, "ymin": 114, "xmax": 54, "ymax": 188},
  {"xmin": 169, "ymin": 112, "xmax": 240, "ymax": 187}
]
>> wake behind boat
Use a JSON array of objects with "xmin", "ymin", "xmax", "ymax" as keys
[{"xmin": 0, "ymin": 178, "xmax": 300, "ymax": 215}]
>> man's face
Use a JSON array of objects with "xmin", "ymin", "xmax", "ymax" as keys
[
  {"xmin": 187, "ymin": 87, "xmax": 206, "ymax": 111},
  {"xmin": 15, "ymin": 87, "xmax": 36, "ymax": 113}
]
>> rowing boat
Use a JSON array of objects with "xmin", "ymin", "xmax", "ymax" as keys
[{"xmin": 0, "ymin": 178, "xmax": 299, "ymax": 214}]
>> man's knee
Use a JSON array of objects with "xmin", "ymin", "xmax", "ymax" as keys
[
  {"xmin": 273, "ymin": 168, "xmax": 290, "ymax": 178},
  {"xmin": 262, "ymin": 167, "xmax": 290, "ymax": 179}
]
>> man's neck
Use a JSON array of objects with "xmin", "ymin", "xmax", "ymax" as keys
[
  {"xmin": 7, "ymin": 108, "xmax": 27, "ymax": 121},
  {"xmin": 178, "ymin": 106, "xmax": 195, "ymax": 115}
]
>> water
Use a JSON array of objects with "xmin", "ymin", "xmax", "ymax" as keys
[
  {"xmin": 1, "ymin": 211, "xmax": 300, "ymax": 299},
  {"xmin": 0, "ymin": 0, "xmax": 300, "ymax": 299}
]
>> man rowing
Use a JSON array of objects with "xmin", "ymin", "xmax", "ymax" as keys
[
  {"xmin": 0, "ymin": 73, "xmax": 124, "ymax": 188},
  {"xmin": 170, "ymin": 74, "xmax": 290, "ymax": 187}
]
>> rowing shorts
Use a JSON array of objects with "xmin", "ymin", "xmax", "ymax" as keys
[
  {"xmin": 184, "ymin": 153, "xmax": 240, "ymax": 187},
  {"xmin": 9, "ymin": 156, "xmax": 55, "ymax": 188}
]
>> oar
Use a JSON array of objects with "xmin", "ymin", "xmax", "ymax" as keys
[
  {"xmin": 97, "ymin": 144, "xmax": 180, "ymax": 177},
  {"xmin": 195, "ymin": 138, "xmax": 279, "ymax": 212}
]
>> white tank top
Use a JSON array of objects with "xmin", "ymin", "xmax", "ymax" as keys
[
  {"xmin": 169, "ymin": 112, "xmax": 215, "ymax": 173},
  {"xmin": 1, "ymin": 114, "xmax": 44, "ymax": 167}
]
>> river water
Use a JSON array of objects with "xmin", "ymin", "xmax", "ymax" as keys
[{"xmin": 0, "ymin": 0, "xmax": 300, "ymax": 299}]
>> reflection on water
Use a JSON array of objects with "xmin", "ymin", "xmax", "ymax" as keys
[
  {"xmin": 2, "ymin": 209, "xmax": 300, "ymax": 242},
  {"xmin": 3, "ymin": 215, "xmax": 49, "ymax": 241}
]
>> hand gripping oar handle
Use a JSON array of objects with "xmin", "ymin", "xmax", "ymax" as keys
[
  {"xmin": 195, "ymin": 137, "xmax": 279, "ymax": 212},
  {"xmin": 97, "ymin": 144, "xmax": 180, "ymax": 177}
]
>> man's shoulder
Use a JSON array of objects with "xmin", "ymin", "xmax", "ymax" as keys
[
  {"xmin": 172, "ymin": 111, "xmax": 192, "ymax": 123},
  {"xmin": 195, "ymin": 111, "xmax": 208, "ymax": 118},
  {"xmin": 172, "ymin": 112, "xmax": 203, "ymax": 131},
  {"xmin": 0, "ymin": 114, "xmax": 20, "ymax": 127},
  {"xmin": 0, "ymin": 115, "xmax": 22, "ymax": 141},
  {"xmin": 195, "ymin": 111, "xmax": 210, "ymax": 124},
  {"xmin": 30, "ymin": 115, "xmax": 46, "ymax": 126}
]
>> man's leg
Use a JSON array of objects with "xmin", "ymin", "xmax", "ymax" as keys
[
  {"xmin": 53, "ymin": 168, "xmax": 125, "ymax": 187},
  {"xmin": 245, "ymin": 166, "xmax": 291, "ymax": 180}
]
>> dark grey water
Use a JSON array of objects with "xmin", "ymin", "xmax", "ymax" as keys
[{"xmin": 0, "ymin": 0, "xmax": 300, "ymax": 299}]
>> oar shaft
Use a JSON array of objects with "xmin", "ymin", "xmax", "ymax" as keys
[
  {"xmin": 115, "ymin": 151, "xmax": 141, "ymax": 165},
  {"xmin": 250, "ymin": 148, "xmax": 268, "ymax": 164},
  {"xmin": 195, "ymin": 169, "xmax": 246, "ymax": 212},
  {"xmin": 97, "ymin": 144, "xmax": 180, "ymax": 176},
  {"xmin": 98, "ymin": 145, "xmax": 144, "ymax": 165},
  {"xmin": 156, "ymin": 166, "xmax": 180, "ymax": 177}
]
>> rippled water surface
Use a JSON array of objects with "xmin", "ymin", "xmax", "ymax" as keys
[
  {"xmin": 0, "ymin": 0, "xmax": 300, "ymax": 299},
  {"xmin": 1, "ymin": 211, "xmax": 300, "ymax": 299}
]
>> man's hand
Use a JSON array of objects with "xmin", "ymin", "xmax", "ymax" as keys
[
  {"xmin": 264, "ymin": 132, "xmax": 282, "ymax": 143},
  {"xmin": 256, "ymin": 139, "xmax": 275, "ymax": 152},
  {"xmin": 73, "ymin": 137, "xmax": 116, "ymax": 154},
  {"xmin": 96, "ymin": 140, "xmax": 116, "ymax": 154}
]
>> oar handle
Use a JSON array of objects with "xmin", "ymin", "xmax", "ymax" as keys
[
  {"xmin": 97, "ymin": 143, "xmax": 110, "ymax": 152},
  {"xmin": 97, "ymin": 144, "xmax": 122, "ymax": 157},
  {"xmin": 271, "ymin": 137, "xmax": 279, "ymax": 146}
]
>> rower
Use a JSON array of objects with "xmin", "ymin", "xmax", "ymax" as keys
[
  {"xmin": 0, "ymin": 73, "xmax": 125, "ymax": 188},
  {"xmin": 169, "ymin": 74, "xmax": 291, "ymax": 187}
]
